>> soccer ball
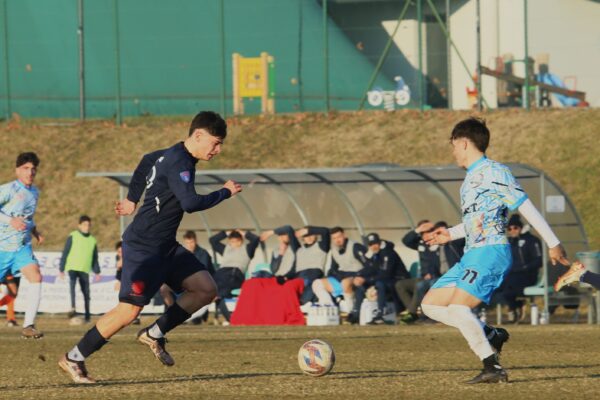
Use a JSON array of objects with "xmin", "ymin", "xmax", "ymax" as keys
[{"xmin": 297, "ymin": 339, "xmax": 335, "ymax": 377}]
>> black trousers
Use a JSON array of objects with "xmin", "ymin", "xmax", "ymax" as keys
[{"xmin": 68, "ymin": 270, "xmax": 91, "ymax": 319}]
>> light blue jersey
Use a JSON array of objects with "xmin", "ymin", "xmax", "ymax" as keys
[
  {"xmin": 461, "ymin": 156, "xmax": 528, "ymax": 252},
  {"xmin": 0, "ymin": 180, "xmax": 39, "ymax": 252},
  {"xmin": 432, "ymin": 157, "xmax": 528, "ymax": 303}
]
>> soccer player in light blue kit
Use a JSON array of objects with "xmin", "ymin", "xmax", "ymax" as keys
[
  {"xmin": 0, "ymin": 152, "xmax": 45, "ymax": 338},
  {"xmin": 421, "ymin": 118, "xmax": 569, "ymax": 384}
]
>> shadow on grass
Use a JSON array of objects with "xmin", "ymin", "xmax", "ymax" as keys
[{"xmin": 3, "ymin": 364, "xmax": 600, "ymax": 392}]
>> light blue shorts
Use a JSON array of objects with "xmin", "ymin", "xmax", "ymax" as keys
[
  {"xmin": 326, "ymin": 277, "xmax": 344, "ymax": 298},
  {"xmin": 431, "ymin": 245, "xmax": 512, "ymax": 304},
  {"xmin": 0, "ymin": 245, "xmax": 38, "ymax": 280}
]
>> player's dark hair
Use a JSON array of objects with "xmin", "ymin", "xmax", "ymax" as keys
[
  {"xmin": 330, "ymin": 226, "xmax": 344, "ymax": 235},
  {"xmin": 115, "ymin": 241, "xmax": 122, "ymax": 250},
  {"xmin": 188, "ymin": 111, "xmax": 227, "ymax": 139},
  {"xmin": 79, "ymin": 215, "xmax": 91, "ymax": 224},
  {"xmin": 450, "ymin": 117, "xmax": 490, "ymax": 153},
  {"xmin": 16, "ymin": 152, "xmax": 40, "ymax": 168},
  {"xmin": 416, "ymin": 219, "xmax": 430, "ymax": 228},
  {"xmin": 183, "ymin": 230, "xmax": 197, "ymax": 240},
  {"xmin": 228, "ymin": 231, "xmax": 243, "ymax": 240},
  {"xmin": 434, "ymin": 221, "xmax": 448, "ymax": 229}
]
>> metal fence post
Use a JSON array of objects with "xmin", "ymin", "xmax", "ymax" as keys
[
  {"xmin": 2, "ymin": 0, "xmax": 11, "ymax": 120},
  {"xmin": 417, "ymin": 0, "xmax": 424, "ymax": 112},
  {"xmin": 524, "ymin": 0, "xmax": 530, "ymax": 110},
  {"xmin": 78, "ymin": 0, "xmax": 85, "ymax": 121},
  {"xmin": 219, "ymin": 0, "xmax": 226, "ymax": 117},
  {"xmin": 114, "ymin": 0, "xmax": 122, "ymax": 125},
  {"xmin": 323, "ymin": 0, "xmax": 329, "ymax": 113}
]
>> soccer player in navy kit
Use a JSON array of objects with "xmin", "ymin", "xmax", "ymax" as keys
[{"xmin": 59, "ymin": 111, "xmax": 242, "ymax": 384}]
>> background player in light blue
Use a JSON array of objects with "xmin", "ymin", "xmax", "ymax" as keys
[
  {"xmin": 0, "ymin": 152, "xmax": 45, "ymax": 339},
  {"xmin": 420, "ymin": 118, "xmax": 569, "ymax": 384}
]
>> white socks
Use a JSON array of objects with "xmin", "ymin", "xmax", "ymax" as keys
[
  {"xmin": 68, "ymin": 346, "xmax": 85, "ymax": 362},
  {"xmin": 148, "ymin": 323, "xmax": 165, "ymax": 339},
  {"xmin": 447, "ymin": 304, "xmax": 495, "ymax": 360},
  {"xmin": 421, "ymin": 303, "xmax": 456, "ymax": 327},
  {"xmin": 422, "ymin": 303, "xmax": 495, "ymax": 361},
  {"xmin": 344, "ymin": 291, "xmax": 355, "ymax": 311},
  {"xmin": 23, "ymin": 282, "xmax": 41, "ymax": 328},
  {"xmin": 312, "ymin": 280, "xmax": 334, "ymax": 306}
]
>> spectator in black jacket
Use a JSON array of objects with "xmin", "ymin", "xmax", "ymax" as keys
[
  {"xmin": 209, "ymin": 229, "xmax": 259, "ymax": 323},
  {"xmin": 260, "ymin": 225, "xmax": 300, "ymax": 278},
  {"xmin": 311, "ymin": 227, "xmax": 368, "ymax": 311},
  {"xmin": 348, "ymin": 233, "xmax": 408, "ymax": 325},
  {"xmin": 502, "ymin": 214, "xmax": 542, "ymax": 323},
  {"xmin": 402, "ymin": 220, "xmax": 464, "ymax": 295}
]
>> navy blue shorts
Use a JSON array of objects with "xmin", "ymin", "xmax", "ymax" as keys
[{"xmin": 119, "ymin": 241, "xmax": 206, "ymax": 306}]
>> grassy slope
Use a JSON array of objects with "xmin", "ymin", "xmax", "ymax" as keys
[{"xmin": 0, "ymin": 108, "xmax": 598, "ymax": 250}]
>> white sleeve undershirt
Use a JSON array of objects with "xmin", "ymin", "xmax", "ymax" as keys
[
  {"xmin": 517, "ymin": 198, "xmax": 560, "ymax": 248},
  {"xmin": 448, "ymin": 223, "xmax": 466, "ymax": 240},
  {"xmin": 0, "ymin": 212, "xmax": 11, "ymax": 224}
]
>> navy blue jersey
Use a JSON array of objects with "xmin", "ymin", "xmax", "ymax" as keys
[{"xmin": 123, "ymin": 142, "xmax": 231, "ymax": 249}]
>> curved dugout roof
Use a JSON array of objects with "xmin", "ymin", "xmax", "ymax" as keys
[{"xmin": 78, "ymin": 164, "xmax": 588, "ymax": 272}]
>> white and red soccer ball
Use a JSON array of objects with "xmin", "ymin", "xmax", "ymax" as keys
[{"xmin": 298, "ymin": 339, "xmax": 335, "ymax": 377}]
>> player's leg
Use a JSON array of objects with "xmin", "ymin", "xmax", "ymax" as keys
[
  {"xmin": 347, "ymin": 276, "xmax": 366, "ymax": 323},
  {"xmin": 554, "ymin": 262, "xmax": 597, "ymax": 290},
  {"xmin": 159, "ymin": 284, "xmax": 176, "ymax": 309},
  {"xmin": 59, "ymin": 301, "xmax": 142, "ymax": 383},
  {"xmin": 4, "ymin": 275, "xmax": 18, "ymax": 326},
  {"xmin": 140, "ymin": 271, "xmax": 215, "ymax": 365},
  {"xmin": 19, "ymin": 261, "xmax": 43, "ymax": 338},
  {"xmin": 341, "ymin": 277, "xmax": 355, "ymax": 311},
  {"xmin": 368, "ymin": 280, "xmax": 388, "ymax": 324},
  {"xmin": 138, "ymin": 246, "xmax": 216, "ymax": 365},
  {"xmin": 312, "ymin": 278, "xmax": 335, "ymax": 305},
  {"xmin": 80, "ymin": 272, "xmax": 91, "ymax": 322},
  {"xmin": 423, "ymin": 249, "xmax": 510, "ymax": 384},
  {"xmin": 60, "ymin": 244, "xmax": 164, "ymax": 383},
  {"xmin": 67, "ymin": 270, "xmax": 77, "ymax": 318}
]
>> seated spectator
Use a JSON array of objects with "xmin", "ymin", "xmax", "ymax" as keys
[
  {"xmin": 348, "ymin": 233, "xmax": 408, "ymax": 325},
  {"xmin": 284, "ymin": 226, "xmax": 330, "ymax": 305},
  {"xmin": 502, "ymin": 214, "xmax": 542, "ymax": 323},
  {"xmin": 210, "ymin": 229, "xmax": 259, "ymax": 324},
  {"xmin": 312, "ymin": 227, "xmax": 367, "ymax": 313},
  {"xmin": 401, "ymin": 220, "xmax": 464, "ymax": 321},
  {"xmin": 260, "ymin": 225, "xmax": 300, "ymax": 278}
]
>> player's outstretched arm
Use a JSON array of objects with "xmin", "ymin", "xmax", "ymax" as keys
[
  {"xmin": 424, "ymin": 225, "xmax": 452, "ymax": 245},
  {"xmin": 518, "ymin": 199, "xmax": 569, "ymax": 266}
]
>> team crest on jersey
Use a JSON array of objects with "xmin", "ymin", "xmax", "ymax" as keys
[{"xmin": 180, "ymin": 171, "xmax": 191, "ymax": 183}]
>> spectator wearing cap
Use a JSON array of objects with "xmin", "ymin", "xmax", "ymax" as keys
[
  {"xmin": 347, "ymin": 233, "xmax": 408, "ymax": 325},
  {"xmin": 502, "ymin": 214, "xmax": 542, "ymax": 323},
  {"xmin": 400, "ymin": 220, "xmax": 464, "ymax": 322},
  {"xmin": 210, "ymin": 229, "xmax": 260, "ymax": 323},
  {"xmin": 311, "ymin": 227, "xmax": 368, "ymax": 311}
]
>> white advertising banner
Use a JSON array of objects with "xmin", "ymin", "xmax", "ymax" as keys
[{"xmin": 8, "ymin": 252, "xmax": 164, "ymax": 315}]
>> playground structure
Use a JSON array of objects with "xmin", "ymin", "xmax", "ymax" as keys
[{"xmin": 478, "ymin": 54, "xmax": 587, "ymax": 109}]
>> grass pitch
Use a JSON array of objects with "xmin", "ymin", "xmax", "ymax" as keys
[{"xmin": 1, "ymin": 317, "xmax": 600, "ymax": 399}]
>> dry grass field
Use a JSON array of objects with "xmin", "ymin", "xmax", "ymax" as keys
[
  {"xmin": 0, "ymin": 108, "xmax": 598, "ymax": 250},
  {"xmin": 1, "ymin": 316, "xmax": 600, "ymax": 399}
]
